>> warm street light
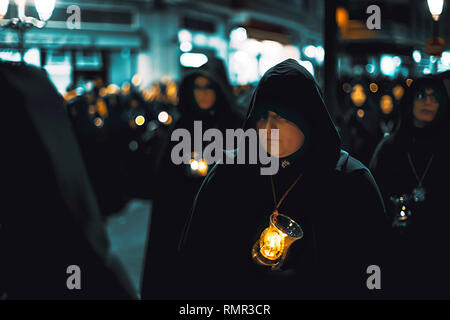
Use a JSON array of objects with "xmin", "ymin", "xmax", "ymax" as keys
[
  {"xmin": 427, "ymin": 0, "xmax": 444, "ymax": 21},
  {"xmin": 0, "ymin": 0, "xmax": 56, "ymax": 61},
  {"xmin": 425, "ymin": 0, "xmax": 445, "ymax": 73}
]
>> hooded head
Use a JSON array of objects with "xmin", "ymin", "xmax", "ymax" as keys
[
  {"xmin": 395, "ymin": 76, "xmax": 449, "ymax": 141},
  {"xmin": 178, "ymin": 57, "xmax": 236, "ymax": 124},
  {"xmin": 437, "ymin": 70, "xmax": 450, "ymax": 99},
  {"xmin": 243, "ymin": 59, "xmax": 341, "ymax": 170}
]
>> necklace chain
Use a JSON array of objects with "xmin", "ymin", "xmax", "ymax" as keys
[
  {"xmin": 270, "ymin": 173, "xmax": 303, "ymax": 211},
  {"xmin": 407, "ymin": 153, "xmax": 434, "ymax": 186}
]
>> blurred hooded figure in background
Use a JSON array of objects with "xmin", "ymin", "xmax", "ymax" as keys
[
  {"xmin": 141, "ymin": 57, "xmax": 242, "ymax": 299},
  {"xmin": 1, "ymin": 62, "xmax": 136, "ymax": 299},
  {"xmin": 171, "ymin": 59, "xmax": 387, "ymax": 299},
  {"xmin": 370, "ymin": 76, "xmax": 450, "ymax": 298},
  {"xmin": 437, "ymin": 70, "xmax": 450, "ymax": 99},
  {"xmin": 342, "ymin": 80, "xmax": 381, "ymax": 166}
]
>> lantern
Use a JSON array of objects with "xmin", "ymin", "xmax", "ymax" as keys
[{"xmin": 252, "ymin": 213, "xmax": 303, "ymax": 270}]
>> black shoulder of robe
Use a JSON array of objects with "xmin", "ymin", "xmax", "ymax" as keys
[
  {"xmin": 1, "ymin": 61, "xmax": 137, "ymax": 299},
  {"xmin": 173, "ymin": 59, "xmax": 388, "ymax": 299}
]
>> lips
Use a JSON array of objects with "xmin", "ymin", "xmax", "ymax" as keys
[{"xmin": 420, "ymin": 109, "xmax": 434, "ymax": 115}]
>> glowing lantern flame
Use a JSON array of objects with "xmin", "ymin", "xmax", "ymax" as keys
[
  {"xmin": 158, "ymin": 111, "xmax": 169, "ymax": 123},
  {"xmin": 252, "ymin": 213, "xmax": 303, "ymax": 270},
  {"xmin": 260, "ymin": 229, "xmax": 285, "ymax": 260},
  {"xmin": 135, "ymin": 115, "xmax": 145, "ymax": 126},
  {"xmin": 190, "ymin": 159, "xmax": 208, "ymax": 176}
]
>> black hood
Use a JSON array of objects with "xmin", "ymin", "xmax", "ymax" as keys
[
  {"xmin": 178, "ymin": 57, "xmax": 236, "ymax": 120},
  {"xmin": 395, "ymin": 76, "xmax": 449, "ymax": 143},
  {"xmin": 243, "ymin": 58, "xmax": 341, "ymax": 170}
]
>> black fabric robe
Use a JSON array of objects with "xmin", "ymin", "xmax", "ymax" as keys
[
  {"xmin": 370, "ymin": 76, "xmax": 450, "ymax": 298},
  {"xmin": 167, "ymin": 59, "xmax": 388, "ymax": 299},
  {"xmin": 141, "ymin": 57, "xmax": 242, "ymax": 299},
  {"xmin": 0, "ymin": 62, "xmax": 136, "ymax": 299}
]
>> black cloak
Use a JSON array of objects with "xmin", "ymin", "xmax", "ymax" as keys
[
  {"xmin": 141, "ymin": 57, "xmax": 242, "ymax": 299},
  {"xmin": 163, "ymin": 59, "xmax": 388, "ymax": 299},
  {"xmin": 0, "ymin": 62, "xmax": 136, "ymax": 299},
  {"xmin": 369, "ymin": 76, "xmax": 450, "ymax": 298}
]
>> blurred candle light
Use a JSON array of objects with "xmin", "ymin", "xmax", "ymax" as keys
[
  {"xmin": 393, "ymin": 85, "xmax": 405, "ymax": 101},
  {"xmin": 158, "ymin": 111, "xmax": 169, "ymax": 123},
  {"xmin": 94, "ymin": 117, "xmax": 104, "ymax": 128},
  {"xmin": 406, "ymin": 78, "xmax": 414, "ymax": 87},
  {"xmin": 132, "ymin": 74, "xmax": 142, "ymax": 87},
  {"xmin": 336, "ymin": 7, "xmax": 349, "ymax": 28},
  {"xmin": 135, "ymin": 115, "xmax": 145, "ymax": 126},
  {"xmin": 380, "ymin": 95, "xmax": 394, "ymax": 114},
  {"xmin": 106, "ymin": 84, "xmax": 120, "ymax": 95},
  {"xmin": 369, "ymin": 82, "xmax": 378, "ymax": 93},
  {"xmin": 190, "ymin": 159, "xmax": 199, "ymax": 171},
  {"xmin": 197, "ymin": 159, "xmax": 208, "ymax": 176},
  {"xmin": 351, "ymin": 84, "xmax": 367, "ymax": 107},
  {"xmin": 357, "ymin": 108, "xmax": 365, "ymax": 118}
]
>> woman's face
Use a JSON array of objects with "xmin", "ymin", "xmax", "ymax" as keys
[
  {"xmin": 256, "ymin": 111, "xmax": 305, "ymax": 158},
  {"xmin": 193, "ymin": 76, "xmax": 216, "ymax": 110},
  {"xmin": 413, "ymin": 88, "xmax": 440, "ymax": 125}
]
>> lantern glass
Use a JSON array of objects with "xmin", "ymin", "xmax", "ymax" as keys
[{"xmin": 252, "ymin": 213, "xmax": 303, "ymax": 270}]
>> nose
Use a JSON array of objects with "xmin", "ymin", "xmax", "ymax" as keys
[{"xmin": 424, "ymin": 95, "xmax": 434, "ymax": 105}]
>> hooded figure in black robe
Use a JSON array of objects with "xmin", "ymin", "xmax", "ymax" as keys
[
  {"xmin": 141, "ymin": 57, "xmax": 242, "ymax": 299},
  {"xmin": 162, "ymin": 59, "xmax": 388, "ymax": 299},
  {"xmin": 369, "ymin": 76, "xmax": 450, "ymax": 298},
  {"xmin": 0, "ymin": 61, "xmax": 136, "ymax": 299}
]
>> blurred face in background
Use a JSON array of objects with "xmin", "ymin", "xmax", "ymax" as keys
[
  {"xmin": 256, "ymin": 111, "xmax": 305, "ymax": 158},
  {"xmin": 193, "ymin": 76, "xmax": 216, "ymax": 110},
  {"xmin": 413, "ymin": 88, "xmax": 440, "ymax": 126}
]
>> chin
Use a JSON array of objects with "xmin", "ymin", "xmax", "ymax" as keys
[{"xmin": 417, "ymin": 117, "xmax": 435, "ymax": 123}]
